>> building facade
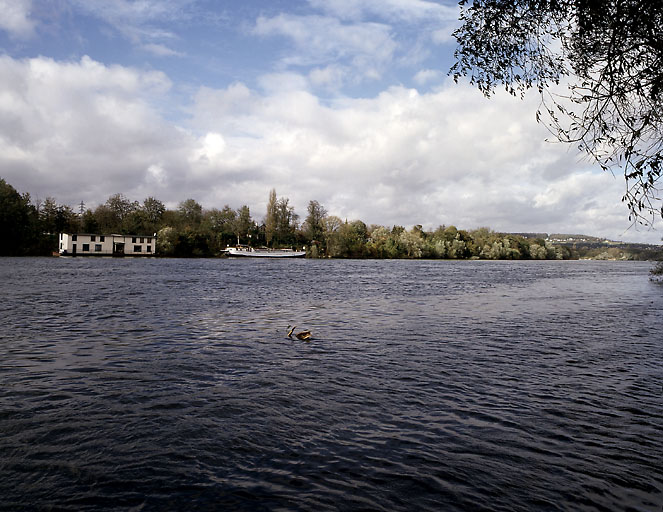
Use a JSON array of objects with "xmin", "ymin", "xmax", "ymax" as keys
[{"xmin": 59, "ymin": 233, "xmax": 156, "ymax": 256}]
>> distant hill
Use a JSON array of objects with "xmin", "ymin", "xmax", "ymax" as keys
[
  {"xmin": 507, "ymin": 233, "xmax": 549, "ymax": 240},
  {"xmin": 547, "ymin": 234, "xmax": 608, "ymax": 243},
  {"xmin": 507, "ymin": 233, "xmax": 612, "ymax": 243},
  {"xmin": 506, "ymin": 232, "xmax": 662, "ymax": 260},
  {"xmin": 550, "ymin": 235, "xmax": 661, "ymax": 260}
]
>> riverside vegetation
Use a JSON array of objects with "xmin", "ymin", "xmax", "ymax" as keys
[{"xmin": 2, "ymin": 178, "xmax": 661, "ymax": 261}]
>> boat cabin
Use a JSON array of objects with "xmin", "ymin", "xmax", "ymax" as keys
[{"xmin": 59, "ymin": 233, "xmax": 156, "ymax": 256}]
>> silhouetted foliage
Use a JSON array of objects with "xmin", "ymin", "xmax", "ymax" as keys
[
  {"xmin": 451, "ymin": 0, "xmax": 663, "ymax": 223},
  {"xmin": 0, "ymin": 179, "xmax": 38, "ymax": 255}
]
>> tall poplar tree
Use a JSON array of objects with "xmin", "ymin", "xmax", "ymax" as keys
[{"xmin": 265, "ymin": 189, "xmax": 277, "ymax": 246}]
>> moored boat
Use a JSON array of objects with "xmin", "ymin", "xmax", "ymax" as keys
[{"xmin": 224, "ymin": 245, "xmax": 306, "ymax": 258}]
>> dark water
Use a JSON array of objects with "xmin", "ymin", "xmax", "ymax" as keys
[{"xmin": 1, "ymin": 257, "xmax": 662, "ymax": 511}]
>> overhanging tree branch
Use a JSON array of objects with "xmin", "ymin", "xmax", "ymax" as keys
[{"xmin": 451, "ymin": 0, "xmax": 663, "ymax": 224}]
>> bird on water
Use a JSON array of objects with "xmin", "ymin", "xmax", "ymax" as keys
[{"xmin": 287, "ymin": 325, "xmax": 312, "ymax": 341}]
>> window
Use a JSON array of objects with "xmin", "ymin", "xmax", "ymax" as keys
[
  {"xmin": 91, "ymin": 235, "xmax": 96, "ymax": 242},
  {"xmin": 72, "ymin": 234, "xmax": 77, "ymax": 241},
  {"xmin": 100, "ymin": 236, "xmax": 105, "ymax": 242},
  {"xmin": 140, "ymin": 237, "xmax": 144, "ymax": 243},
  {"xmin": 60, "ymin": 233, "xmax": 63, "ymax": 240},
  {"xmin": 134, "ymin": 245, "xmax": 142, "ymax": 252},
  {"xmin": 95, "ymin": 244, "xmax": 102, "ymax": 252},
  {"xmin": 132, "ymin": 237, "xmax": 137, "ymax": 243},
  {"xmin": 147, "ymin": 237, "xmax": 152, "ymax": 243},
  {"xmin": 60, "ymin": 243, "xmax": 63, "ymax": 249},
  {"xmin": 147, "ymin": 245, "xmax": 152, "ymax": 253},
  {"xmin": 82, "ymin": 244, "xmax": 90, "ymax": 252}
]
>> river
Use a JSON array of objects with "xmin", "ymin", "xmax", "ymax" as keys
[{"xmin": 1, "ymin": 257, "xmax": 662, "ymax": 511}]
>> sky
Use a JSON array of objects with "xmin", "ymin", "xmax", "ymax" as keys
[{"xmin": 0, "ymin": 0, "xmax": 661, "ymax": 243}]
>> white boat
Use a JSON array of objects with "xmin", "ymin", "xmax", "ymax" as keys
[{"xmin": 224, "ymin": 245, "xmax": 306, "ymax": 258}]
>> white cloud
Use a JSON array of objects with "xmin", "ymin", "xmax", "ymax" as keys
[
  {"xmin": 142, "ymin": 43, "xmax": 184, "ymax": 57},
  {"xmin": 251, "ymin": 3, "xmax": 461, "ymax": 91},
  {"xmin": 432, "ymin": 25, "xmax": 456, "ymax": 44},
  {"xmin": 70, "ymin": 0, "xmax": 193, "ymax": 26},
  {"xmin": 413, "ymin": 68, "xmax": 442, "ymax": 85},
  {"xmin": 308, "ymin": 0, "xmax": 457, "ymax": 23},
  {"xmin": 0, "ymin": 55, "xmax": 187, "ymax": 206},
  {"xmin": 192, "ymin": 132, "xmax": 226, "ymax": 163},
  {"xmin": 68, "ymin": 0, "xmax": 193, "ymax": 52},
  {"xmin": 307, "ymin": 0, "xmax": 460, "ymax": 51},
  {"xmin": 257, "ymin": 72, "xmax": 311, "ymax": 94},
  {"xmin": 253, "ymin": 14, "xmax": 396, "ymax": 80},
  {"xmin": 0, "ymin": 0, "xmax": 35, "ymax": 39},
  {"xmin": 1, "ymin": 54, "xmax": 657, "ymax": 243},
  {"xmin": 146, "ymin": 164, "xmax": 167, "ymax": 186},
  {"xmin": 184, "ymin": 77, "xmax": 652, "ymax": 241},
  {"xmin": 308, "ymin": 65, "xmax": 349, "ymax": 90}
]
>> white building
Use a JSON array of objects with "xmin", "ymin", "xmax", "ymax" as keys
[{"xmin": 59, "ymin": 233, "xmax": 156, "ymax": 256}]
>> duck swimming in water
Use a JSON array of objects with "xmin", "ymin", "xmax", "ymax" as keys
[
  {"xmin": 287, "ymin": 325, "xmax": 313, "ymax": 341},
  {"xmin": 295, "ymin": 330, "xmax": 312, "ymax": 341}
]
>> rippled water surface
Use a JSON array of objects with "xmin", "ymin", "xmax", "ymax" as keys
[{"xmin": 1, "ymin": 257, "xmax": 662, "ymax": 511}]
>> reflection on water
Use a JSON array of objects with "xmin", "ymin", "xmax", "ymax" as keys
[{"xmin": 1, "ymin": 257, "xmax": 662, "ymax": 511}]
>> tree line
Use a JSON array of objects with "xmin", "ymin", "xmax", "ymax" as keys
[{"xmin": 0, "ymin": 177, "xmax": 581, "ymax": 259}]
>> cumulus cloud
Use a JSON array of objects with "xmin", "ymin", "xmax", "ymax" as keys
[
  {"xmin": 0, "ymin": 55, "xmax": 189, "ymax": 206},
  {"xmin": 0, "ymin": 54, "xmax": 655, "ymax": 243},
  {"xmin": 0, "ymin": 0, "xmax": 35, "ymax": 39},
  {"xmin": 184, "ymin": 76, "xmax": 648, "ymax": 240}
]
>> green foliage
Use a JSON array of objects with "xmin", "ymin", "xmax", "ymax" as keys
[
  {"xmin": 263, "ymin": 189, "xmax": 299, "ymax": 247},
  {"xmin": 143, "ymin": 197, "xmax": 165, "ymax": 222},
  {"xmin": 178, "ymin": 198, "xmax": 203, "ymax": 228},
  {"xmin": 80, "ymin": 209, "xmax": 99, "ymax": 233},
  {"xmin": 328, "ymin": 220, "xmax": 368, "ymax": 258},
  {"xmin": 39, "ymin": 197, "xmax": 79, "ymax": 235},
  {"xmin": 303, "ymin": 200, "xmax": 327, "ymax": 245},
  {"xmin": 233, "ymin": 205, "xmax": 253, "ymax": 243},
  {"xmin": 156, "ymin": 226, "xmax": 176, "ymax": 256},
  {"xmin": 203, "ymin": 206, "xmax": 238, "ymax": 250}
]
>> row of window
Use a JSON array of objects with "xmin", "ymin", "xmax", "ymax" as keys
[
  {"xmin": 80, "ymin": 244, "xmax": 104, "ymax": 252},
  {"xmin": 69, "ymin": 234, "xmax": 105, "ymax": 242},
  {"xmin": 79, "ymin": 244, "xmax": 152, "ymax": 253},
  {"xmin": 67, "ymin": 235, "xmax": 152, "ymax": 243}
]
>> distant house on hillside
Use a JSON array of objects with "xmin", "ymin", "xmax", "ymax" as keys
[{"xmin": 59, "ymin": 233, "xmax": 156, "ymax": 256}]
